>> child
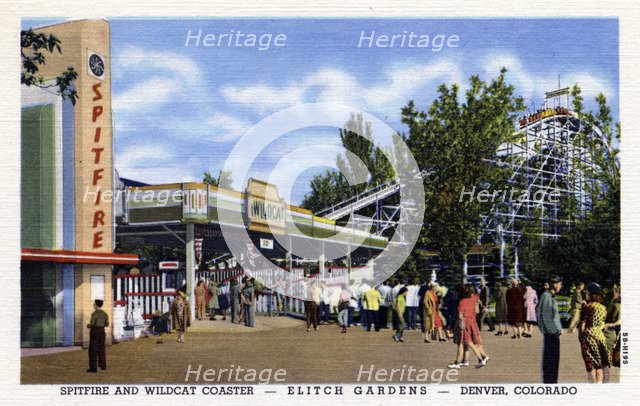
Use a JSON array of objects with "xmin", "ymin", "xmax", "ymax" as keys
[{"xmin": 149, "ymin": 309, "xmax": 169, "ymax": 343}]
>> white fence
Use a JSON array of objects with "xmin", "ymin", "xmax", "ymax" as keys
[{"xmin": 112, "ymin": 265, "xmax": 364, "ymax": 341}]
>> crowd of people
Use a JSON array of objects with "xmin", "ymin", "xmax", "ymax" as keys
[
  {"xmin": 537, "ymin": 277, "xmax": 621, "ymax": 384},
  {"xmin": 492, "ymin": 277, "xmax": 539, "ymax": 338},
  {"xmin": 300, "ymin": 275, "xmax": 621, "ymax": 382},
  {"xmin": 298, "ymin": 277, "xmax": 493, "ymax": 368},
  {"xmin": 142, "ymin": 272, "xmax": 621, "ymax": 384},
  {"xmin": 146, "ymin": 275, "xmax": 287, "ymax": 345}
]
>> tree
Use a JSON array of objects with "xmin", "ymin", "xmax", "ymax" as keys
[
  {"xmin": 301, "ymin": 113, "xmax": 396, "ymax": 214},
  {"xmin": 573, "ymin": 87, "xmax": 620, "ymax": 204},
  {"xmin": 21, "ymin": 29, "xmax": 78, "ymax": 104},
  {"xmin": 203, "ymin": 170, "xmax": 234, "ymax": 189},
  {"xmin": 402, "ymin": 69, "xmax": 525, "ymax": 279},
  {"xmin": 337, "ymin": 113, "xmax": 376, "ymax": 195},
  {"xmin": 301, "ymin": 169, "xmax": 350, "ymax": 214},
  {"xmin": 541, "ymin": 87, "xmax": 619, "ymax": 287},
  {"xmin": 515, "ymin": 85, "xmax": 620, "ymax": 290}
]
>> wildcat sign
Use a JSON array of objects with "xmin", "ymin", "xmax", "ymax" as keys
[{"xmin": 245, "ymin": 179, "xmax": 286, "ymax": 234}]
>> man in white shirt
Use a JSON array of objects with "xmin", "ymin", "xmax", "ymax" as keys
[
  {"xmin": 348, "ymin": 281, "xmax": 360, "ymax": 327},
  {"xmin": 377, "ymin": 280, "xmax": 392, "ymax": 329},
  {"xmin": 358, "ymin": 279, "xmax": 371, "ymax": 330},
  {"xmin": 305, "ymin": 280, "xmax": 321, "ymax": 332},
  {"xmin": 405, "ymin": 279, "xmax": 420, "ymax": 330},
  {"xmin": 319, "ymin": 282, "xmax": 331, "ymax": 324}
]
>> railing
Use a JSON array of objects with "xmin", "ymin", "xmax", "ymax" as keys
[
  {"xmin": 114, "ymin": 274, "xmax": 176, "ymax": 318},
  {"xmin": 195, "ymin": 267, "xmax": 245, "ymax": 286},
  {"xmin": 112, "ymin": 264, "xmax": 368, "ymax": 341},
  {"xmin": 316, "ymin": 178, "xmax": 400, "ymax": 220},
  {"xmin": 315, "ymin": 169, "xmax": 429, "ymax": 220},
  {"xmin": 113, "ymin": 273, "xmax": 178, "ymax": 342}
]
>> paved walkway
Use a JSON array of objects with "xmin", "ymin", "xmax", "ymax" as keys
[
  {"xmin": 189, "ymin": 315, "xmax": 302, "ymax": 332},
  {"xmin": 21, "ymin": 346, "xmax": 82, "ymax": 358},
  {"xmin": 21, "ymin": 317, "xmax": 619, "ymax": 384}
]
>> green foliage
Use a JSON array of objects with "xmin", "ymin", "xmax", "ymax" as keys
[
  {"xmin": 519, "ymin": 85, "xmax": 620, "ymax": 289},
  {"xmin": 133, "ymin": 245, "xmax": 185, "ymax": 272},
  {"xmin": 301, "ymin": 170, "xmax": 350, "ymax": 213},
  {"xmin": 203, "ymin": 170, "xmax": 234, "ymax": 189},
  {"xmin": 402, "ymin": 69, "xmax": 525, "ymax": 274},
  {"xmin": 392, "ymin": 250, "xmax": 421, "ymax": 283},
  {"xmin": 301, "ymin": 112, "xmax": 396, "ymax": 213},
  {"xmin": 299, "ymin": 75, "xmax": 619, "ymax": 291},
  {"xmin": 337, "ymin": 113, "xmax": 375, "ymax": 195},
  {"xmin": 21, "ymin": 29, "xmax": 78, "ymax": 104}
]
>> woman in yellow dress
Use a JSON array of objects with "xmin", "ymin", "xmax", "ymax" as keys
[{"xmin": 579, "ymin": 283, "xmax": 612, "ymax": 383}]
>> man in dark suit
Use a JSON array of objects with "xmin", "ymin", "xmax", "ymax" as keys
[
  {"xmin": 87, "ymin": 299, "xmax": 109, "ymax": 373},
  {"xmin": 478, "ymin": 278, "xmax": 495, "ymax": 331}
]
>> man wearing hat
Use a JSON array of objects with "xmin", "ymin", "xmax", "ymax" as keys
[
  {"xmin": 230, "ymin": 278, "xmax": 241, "ymax": 324},
  {"xmin": 86, "ymin": 299, "xmax": 109, "ymax": 373},
  {"xmin": 478, "ymin": 277, "xmax": 495, "ymax": 332},
  {"xmin": 568, "ymin": 282, "xmax": 586, "ymax": 333},
  {"xmin": 536, "ymin": 276, "xmax": 563, "ymax": 383}
]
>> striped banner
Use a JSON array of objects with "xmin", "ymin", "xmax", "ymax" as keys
[{"xmin": 194, "ymin": 237, "xmax": 203, "ymax": 261}]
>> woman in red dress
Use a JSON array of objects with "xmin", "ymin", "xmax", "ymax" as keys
[{"xmin": 448, "ymin": 284, "xmax": 490, "ymax": 369}]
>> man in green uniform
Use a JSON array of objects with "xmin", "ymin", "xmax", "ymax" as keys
[
  {"xmin": 568, "ymin": 282, "xmax": 585, "ymax": 333},
  {"xmin": 87, "ymin": 299, "xmax": 109, "ymax": 373},
  {"xmin": 230, "ymin": 278, "xmax": 240, "ymax": 324}
]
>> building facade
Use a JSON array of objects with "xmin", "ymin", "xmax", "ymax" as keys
[{"xmin": 21, "ymin": 19, "xmax": 137, "ymax": 348}]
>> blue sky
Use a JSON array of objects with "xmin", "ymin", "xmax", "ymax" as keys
[{"xmin": 23, "ymin": 18, "xmax": 619, "ymax": 205}]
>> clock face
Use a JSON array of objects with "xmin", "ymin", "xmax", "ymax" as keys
[{"xmin": 89, "ymin": 54, "xmax": 105, "ymax": 77}]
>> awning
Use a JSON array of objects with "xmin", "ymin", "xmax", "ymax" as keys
[{"xmin": 22, "ymin": 248, "xmax": 138, "ymax": 265}]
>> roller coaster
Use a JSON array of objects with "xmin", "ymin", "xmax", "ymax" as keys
[{"xmin": 317, "ymin": 87, "xmax": 603, "ymax": 276}]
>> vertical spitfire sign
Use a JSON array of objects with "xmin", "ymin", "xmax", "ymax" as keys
[
  {"xmin": 245, "ymin": 178, "xmax": 286, "ymax": 234},
  {"xmin": 34, "ymin": 20, "xmax": 115, "ymax": 253},
  {"xmin": 87, "ymin": 50, "xmax": 108, "ymax": 249},
  {"xmin": 29, "ymin": 19, "xmax": 116, "ymax": 346}
]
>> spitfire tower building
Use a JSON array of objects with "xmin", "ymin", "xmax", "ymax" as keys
[{"xmin": 20, "ymin": 19, "xmax": 137, "ymax": 348}]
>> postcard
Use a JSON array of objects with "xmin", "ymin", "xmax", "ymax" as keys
[{"xmin": 2, "ymin": 2, "xmax": 637, "ymax": 404}]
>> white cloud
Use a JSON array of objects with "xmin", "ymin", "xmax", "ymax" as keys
[
  {"xmin": 157, "ymin": 111, "xmax": 252, "ymax": 143},
  {"xmin": 220, "ymin": 83, "xmax": 306, "ymax": 113},
  {"xmin": 116, "ymin": 144, "xmax": 169, "ymax": 170},
  {"xmin": 113, "ymin": 77, "xmax": 183, "ymax": 114},
  {"xmin": 112, "ymin": 45, "xmax": 208, "ymax": 116},
  {"xmin": 483, "ymin": 52, "xmax": 614, "ymax": 107},
  {"xmin": 113, "ymin": 48, "xmax": 465, "ymax": 144},
  {"xmin": 363, "ymin": 61, "xmax": 463, "ymax": 109},
  {"xmin": 304, "ymin": 68, "xmax": 361, "ymax": 105},
  {"xmin": 219, "ymin": 60, "xmax": 464, "ymax": 118},
  {"xmin": 563, "ymin": 72, "xmax": 613, "ymax": 101},
  {"xmin": 203, "ymin": 112, "xmax": 252, "ymax": 142},
  {"xmin": 264, "ymin": 129, "xmax": 342, "ymax": 161},
  {"xmin": 115, "ymin": 144, "xmax": 199, "ymax": 184},
  {"xmin": 113, "ymin": 45, "xmax": 202, "ymax": 83}
]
